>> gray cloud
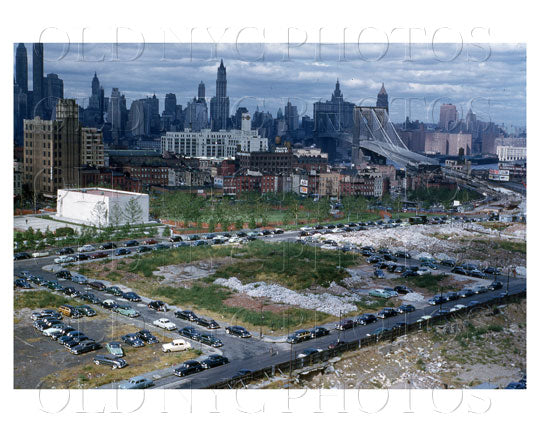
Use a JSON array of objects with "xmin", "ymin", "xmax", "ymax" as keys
[{"xmin": 15, "ymin": 43, "xmax": 526, "ymax": 127}]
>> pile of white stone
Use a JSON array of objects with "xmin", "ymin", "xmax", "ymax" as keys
[{"xmin": 213, "ymin": 276, "xmax": 360, "ymax": 316}]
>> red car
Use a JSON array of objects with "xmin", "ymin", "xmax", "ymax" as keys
[
  {"xmin": 90, "ymin": 251, "xmax": 108, "ymax": 259},
  {"xmin": 143, "ymin": 239, "xmax": 158, "ymax": 245}
]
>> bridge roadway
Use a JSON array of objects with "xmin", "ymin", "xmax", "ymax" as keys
[{"xmin": 13, "ymin": 226, "xmax": 526, "ymax": 389}]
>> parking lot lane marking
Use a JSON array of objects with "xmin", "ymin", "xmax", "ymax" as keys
[{"xmin": 15, "ymin": 335, "xmax": 34, "ymax": 347}]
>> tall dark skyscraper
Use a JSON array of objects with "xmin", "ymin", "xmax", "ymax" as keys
[
  {"xmin": 15, "ymin": 43, "xmax": 28, "ymax": 93},
  {"xmin": 210, "ymin": 60, "xmax": 230, "ymax": 131},
  {"xmin": 198, "ymin": 81, "xmax": 205, "ymax": 101},
  {"xmin": 376, "ymin": 83, "xmax": 388, "ymax": 111},
  {"xmin": 32, "ymin": 43, "xmax": 44, "ymax": 106}
]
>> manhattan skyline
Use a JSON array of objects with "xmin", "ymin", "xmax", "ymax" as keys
[{"xmin": 13, "ymin": 42, "xmax": 526, "ymax": 128}]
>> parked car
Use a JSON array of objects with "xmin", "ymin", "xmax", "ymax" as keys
[
  {"xmin": 195, "ymin": 317, "xmax": 220, "ymax": 329},
  {"xmin": 489, "ymin": 281, "xmax": 503, "ymax": 290},
  {"xmin": 71, "ymin": 275, "xmax": 88, "ymax": 284},
  {"xmin": 310, "ymin": 326, "xmax": 330, "ymax": 338},
  {"xmin": 93, "ymin": 354, "xmax": 127, "ymax": 369},
  {"xmin": 100, "ymin": 242, "xmax": 117, "ymax": 250},
  {"xmin": 143, "ymin": 239, "xmax": 158, "ymax": 245},
  {"xmin": 137, "ymin": 329, "xmax": 159, "ymax": 344},
  {"xmin": 428, "ymin": 295, "xmax": 446, "ymax": 305},
  {"xmin": 137, "ymin": 245, "xmax": 153, "ymax": 253},
  {"xmin": 335, "ymin": 320, "xmax": 355, "ymax": 331},
  {"xmin": 328, "ymin": 340, "xmax": 347, "ymax": 350},
  {"xmin": 81, "ymin": 292, "xmax": 101, "ymax": 304},
  {"xmin": 174, "ymin": 360, "xmax": 203, "ymax": 377},
  {"xmin": 15, "ymin": 278, "xmax": 31, "ymax": 288},
  {"xmin": 118, "ymin": 376, "xmax": 154, "ymax": 389},
  {"xmin": 101, "ymin": 299, "xmax": 119, "ymax": 309},
  {"xmin": 368, "ymin": 288, "xmax": 395, "ymax": 299},
  {"xmin": 55, "ymin": 270, "xmax": 72, "ymax": 280},
  {"xmin": 297, "ymin": 348, "xmax": 323, "ymax": 359},
  {"xmin": 122, "ymin": 291, "xmax": 141, "ymax": 302},
  {"xmin": 78, "ymin": 245, "xmax": 96, "ymax": 252},
  {"xmin": 74, "ymin": 253, "xmax": 90, "ymax": 261},
  {"xmin": 104, "ymin": 285, "xmax": 123, "ymax": 296},
  {"xmin": 201, "ymin": 354, "xmax": 229, "ymax": 369},
  {"xmin": 162, "ymin": 338, "xmax": 191, "ymax": 353},
  {"xmin": 377, "ymin": 308, "xmax": 398, "ymax": 319},
  {"xmin": 199, "ymin": 334, "xmax": 223, "ymax": 347},
  {"xmin": 90, "ymin": 251, "xmax": 108, "ymax": 259},
  {"xmin": 54, "ymin": 255, "xmax": 76, "ymax": 264},
  {"xmin": 225, "ymin": 326, "xmax": 251, "ymax": 338},
  {"xmin": 397, "ymin": 304, "xmax": 416, "ymax": 314},
  {"xmin": 114, "ymin": 305, "xmax": 140, "ymax": 318},
  {"xmin": 483, "ymin": 266, "xmax": 501, "ymax": 275},
  {"xmin": 175, "ymin": 310, "xmax": 199, "ymax": 321},
  {"xmin": 179, "ymin": 326, "xmax": 201, "ymax": 341},
  {"xmin": 153, "ymin": 318, "xmax": 177, "ymax": 331},
  {"xmin": 106, "ymin": 341, "xmax": 124, "ymax": 357},
  {"xmin": 121, "ymin": 334, "xmax": 145, "ymax": 347},
  {"xmin": 286, "ymin": 329, "xmax": 312, "ymax": 344},
  {"xmin": 87, "ymin": 280, "xmax": 106, "ymax": 290},
  {"xmin": 114, "ymin": 248, "xmax": 131, "ymax": 256},
  {"xmin": 442, "ymin": 292, "xmax": 460, "ymax": 302},
  {"xmin": 125, "ymin": 240, "xmax": 139, "ymax": 247},
  {"xmin": 14, "ymin": 252, "xmax": 32, "ymax": 260},
  {"xmin": 355, "ymin": 314, "xmax": 377, "ymax": 325},
  {"xmin": 458, "ymin": 288, "xmax": 475, "ymax": 298},
  {"xmin": 148, "ymin": 300, "xmax": 168, "ymax": 312},
  {"xmin": 69, "ymin": 340, "xmax": 101, "ymax": 355}
]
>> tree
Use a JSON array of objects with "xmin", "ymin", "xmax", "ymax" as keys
[
  {"xmin": 110, "ymin": 203, "xmax": 123, "ymax": 227},
  {"xmin": 123, "ymin": 198, "xmax": 143, "ymax": 226},
  {"xmin": 91, "ymin": 201, "xmax": 108, "ymax": 228}
]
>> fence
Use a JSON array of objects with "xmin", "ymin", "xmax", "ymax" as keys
[{"xmin": 205, "ymin": 289, "xmax": 526, "ymax": 389}]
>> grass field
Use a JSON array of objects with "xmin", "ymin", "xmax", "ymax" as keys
[
  {"xmin": 14, "ymin": 290, "xmax": 83, "ymax": 310},
  {"xmin": 393, "ymin": 274, "xmax": 454, "ymax": 294}
]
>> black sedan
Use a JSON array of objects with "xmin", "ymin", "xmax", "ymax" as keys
[
  {"xmin": 122, "ymin": 291, "xmax": 141, "ymax": 302},
  {"xmin": 196, "ymin": 317, "xmax": 220, "ymax": 329},
  {"xmin": 125, "ymin": 240, "xmax": 139, "ymax": 247},
  {"xmin": 179, "ymin": 326, "xmax": 201, "ymax": 341},
  {"xmin": 310, "ymin": 326, "xmax": 330, "ymax": 338},
  {"xmin": 377, "ymin": 308, "xmax": 398, "ymax": 319},
  {"xmin": 114, "ymin": 248, "xmax": 131, "ymax": 256},
  {"xmin": 201, "ymin": 354, "xmax": 229, "ymax": 369},
  {"xmin": 397, "ymin": 304, "xmax": 416, "ymax": 314},
  {"xmin": 137, "ymin": 329, "xmax": 159, "ymax": 344},
  {"xmin": 69, "ymin": 341, "xmax": 101, "ymax": 355},
  {"xmin": 335, "ymin": 320, "xmax": 355, "ymax": 330},
  {"xmin": 225, "ymin": 326, "xmax": 251, "ymax": 338},
  {"xmin": 174, "ymin": 360, "xmax": 203, "ymax": 377},
  {"xmin": 121, "ymin": 334, "xmax": 145, "ymax": 347},
  {"xmin": 355, "ymin": 314, "xmax": 378, "ymax": 325},
  {"xmin": 148, "ymin": 300, "xmax": 168, "ymax": 312},
  {"xmin": 93, "ymin": 355, "xmax": 127, "ymax": 369},
  {"xmin": 175, "ymin": 310, "xmax": 198, "ymax": 321}
]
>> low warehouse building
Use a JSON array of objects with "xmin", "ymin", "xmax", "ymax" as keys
[{"xmin": 56, "ymin": 187, "xmax": 149, "ymax": 227}]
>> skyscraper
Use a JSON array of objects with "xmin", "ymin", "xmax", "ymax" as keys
[
  {"xmin": 376, "ymin": 83, "xmax": 389, "ymax": 111},
  {"xmin": 198, "ymin": 81, "xmax": 205, "ymax": 102},
  {"xmin": 108, "ymin": 88, "xmax": 127, "ymax": 142},
  {"xmin": 439, "ymin": 104, "xmax": 458, "ymax": 131},
  {"xmin": 15, "ymin": 43, "xmax": 28, "ymax": 93},
  {"xmin": 210, "ymin": 60, "xmax": 230, "ymax": 131},
  {"xmin": 32, "ymin": 43, "xmax": 45, "ymax": 115},
  {"xmin": 284, "ymin": 101, "xmax": 299, "ymax": 132},
  {"xmin": 23, "ymin": 99, "xmax": 81, "ymax": 196},
  {"xmin": 45, "ymin": 73, "xmax": 64, "ymax": 114}
]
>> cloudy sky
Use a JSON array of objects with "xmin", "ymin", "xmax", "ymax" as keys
[{"xmin": 15, "ymin": 43, "xmax": 526, "ymax": 128}]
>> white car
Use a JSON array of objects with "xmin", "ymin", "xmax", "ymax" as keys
[
  {"xmin": 153, "ymin": 318, "xmax": 177, "ymax": 331},
  {"xmin": 43, "ymin": 327, "xmax": 64, "ymax": 337},
  {"xmin": 450, "ymin": 304, "xmax": 467, "ymax": 312},
  {"xmin": 162, "ymin": 339, "xmax": 191, "ymax": 353},
  {"xmin": 78, "ymin": 244, "xmax": 95, "ymax": 252},
  {"xmin": 32, "ymin": 251, "xmax": 50, "ymax": 258},
  {"xmin": 71, "ymin": 275, "xmax": 88, "ymax": 284},
  {"xmin": 416, "ymin": 315, "xmax": 432, "ymax": 323},
  {"xmin": 416, "ymin": 268, "xmax": 431, "ymax": 276},
  {"xmin": 54, "ymin": 255, "xmax": 76, "ymax": 264}
]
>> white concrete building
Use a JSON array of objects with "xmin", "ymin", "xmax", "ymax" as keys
[
  {"xmin": 161, "ymin": 113, "xmax": 268, "ymax": 159},
  {"xmin": 496, "ymin": 145, "xmax": 527, "ymax": 162},
  {"xmin": 56, "ymin": 187, "xmax": 149, "ymax": 227}
]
